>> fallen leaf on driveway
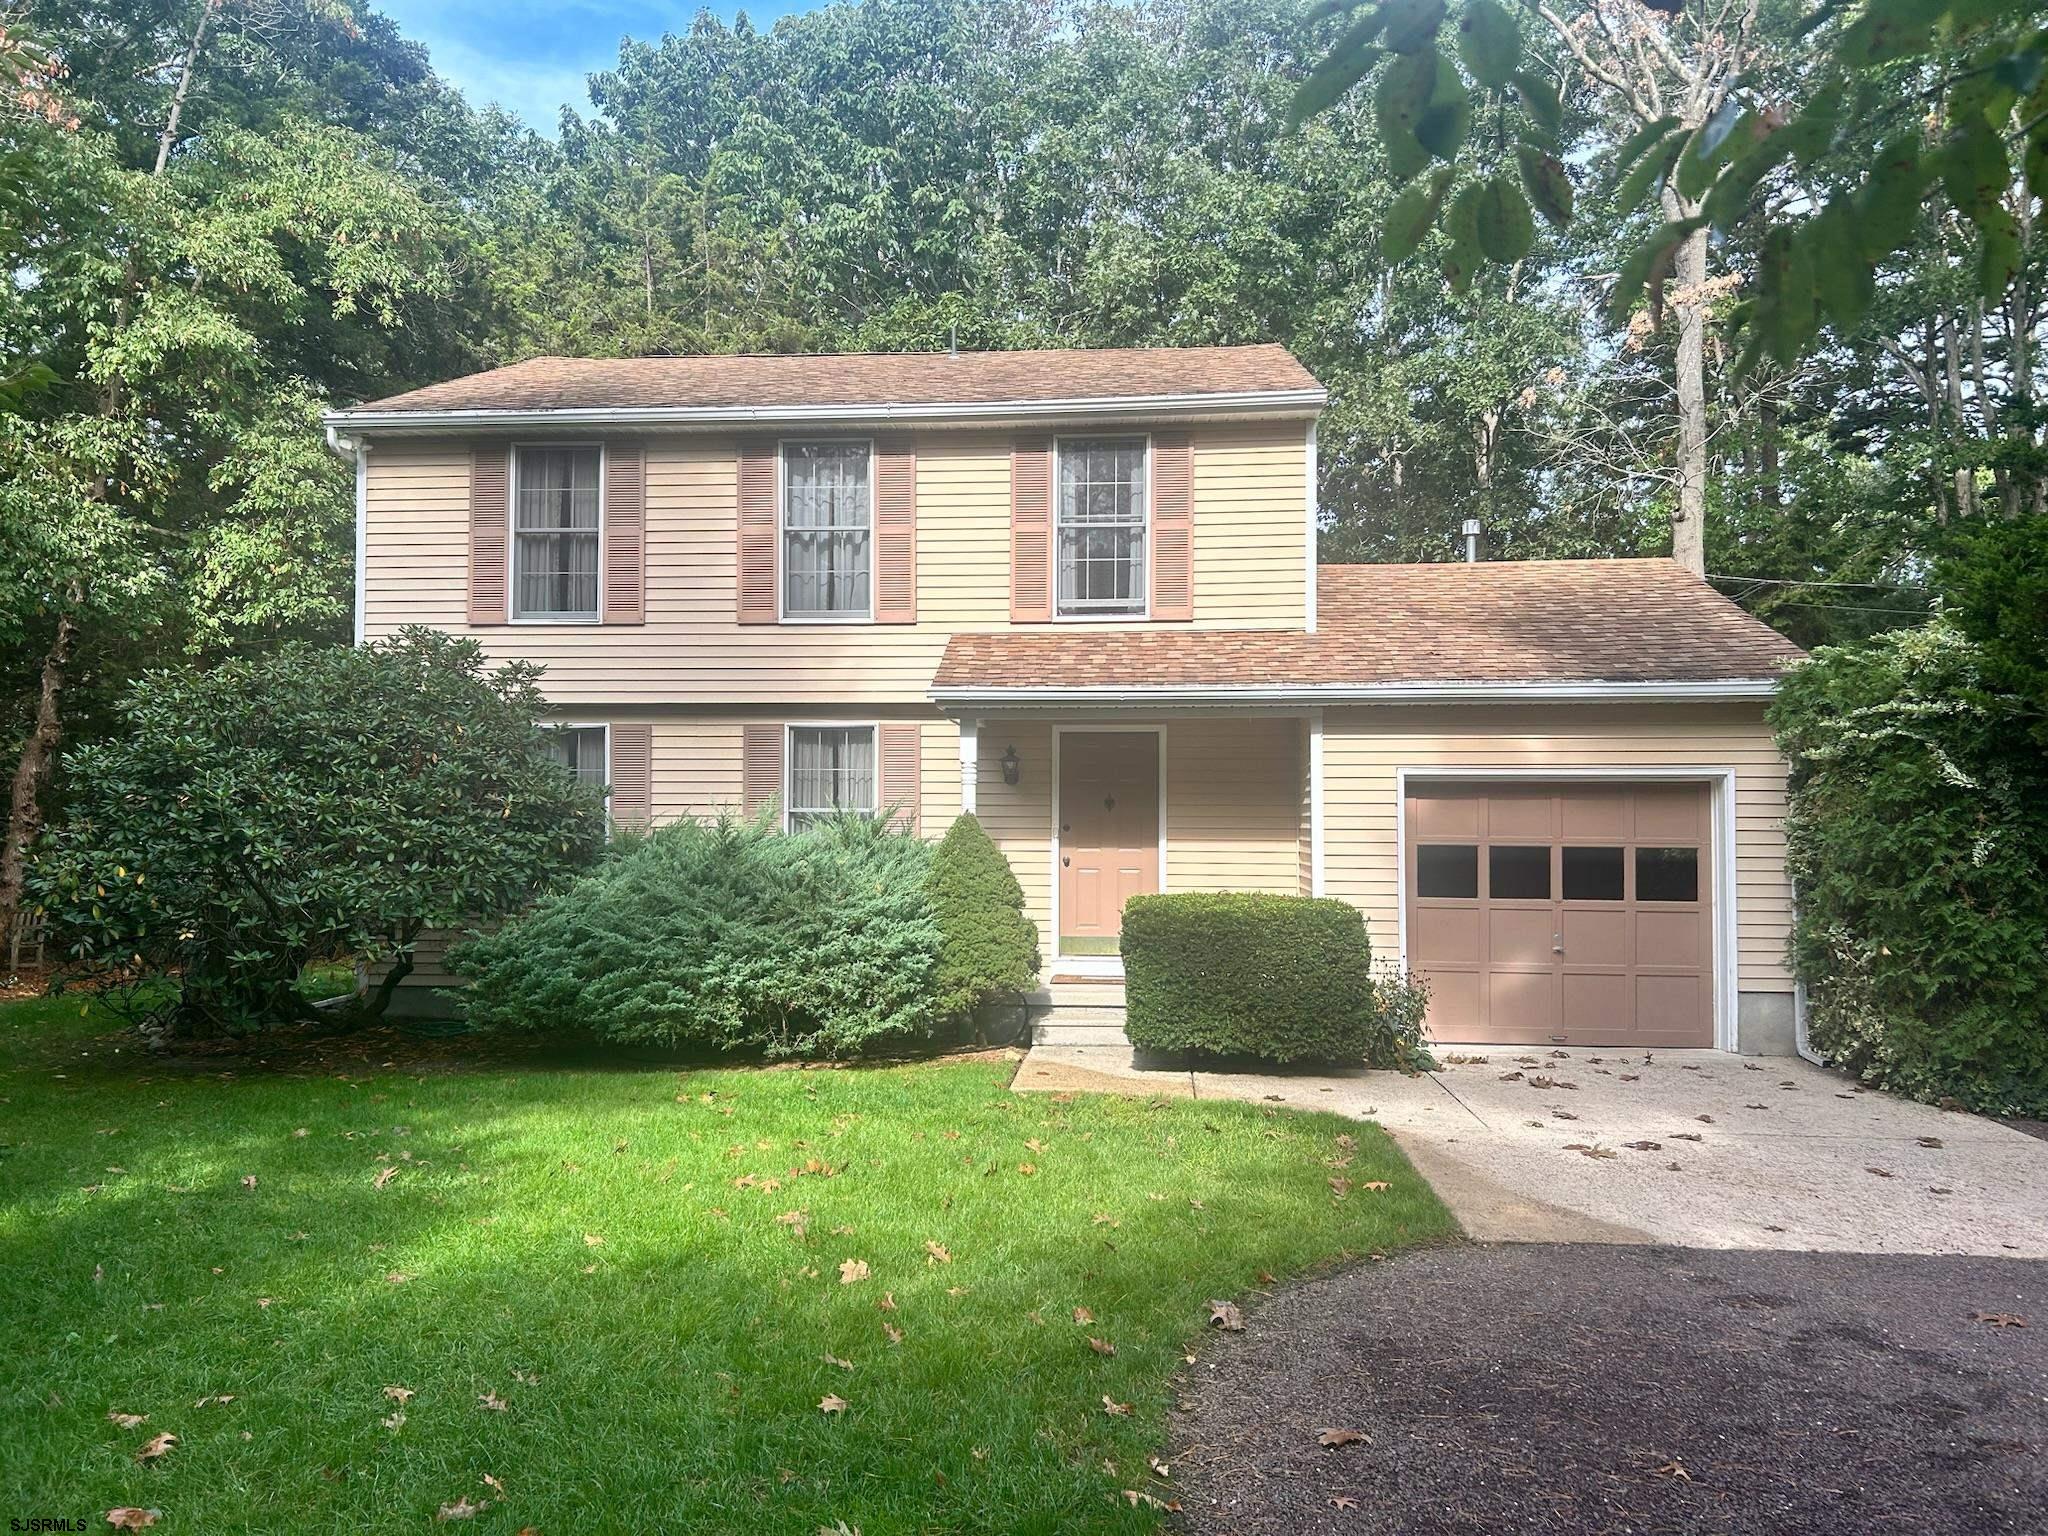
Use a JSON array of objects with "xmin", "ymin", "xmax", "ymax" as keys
[
  {"xmin": 1696, "ymin": 1114, "xmax": 1714, "ymax": 1124},
  {"xmin": 1623, "ymin": 1141, "xmax": 1663, "ymax": 1152},
  {"xmin": 1497, "ymin": 1071, "xmax": 1524, "ymax": 1082},
  {"xmin": 1329, "ymin": 1495, "xmax": 1359, "ymax": 1509},
  {"xmin": 1551, "ymin": 1109, "xmax": 1579, "ymax": 1120},
  {"xmin": 1122, "ymin": 1490, "xmax": 1179, "ymax": 1511},
  {"xmin": 1865, "ymin": 1167, "xmax": 1894, "ymax": 1179},
  {"xmin": 1101, "ymin": 1395, "xmax": 1132, "ymax": 1417},
  {"xmin": 104, "ymin": 1511, "xmax": 159, "ymax": 1531},
  {"xmin": 1562, "ymin": 1144, "xmax": 1618, "ymax": 1160},
  {"xmin": 1670, "ymin": 1132, "xmax": 1704, "ymax": 1142},
  {"xmin": 1971, "ymin": 1312, "xmax": 2028, "ymax": 1328},
  {"xmin": 136, "ymin": 1432, "xmax": 176, "ymax": 1464},
  {"xmin": 1207, "ymin": 1300, "xmax": 1244, "ymax": 1331},
  {"xmin": 818, "ymin": 1394, "xmax": 848, "ymax": 1414},
  {"xmin": 838, "ymin": 1258, "xmax": 869, "ymax": 1284},
  {"xmin": 107, "ymin": 1410, "xmax": 147, "ymax": 1429},
  {"xmin": 1317, "ymin": 1428, "xmax": 1367, "ymax": 1447},
  {"xmin": 1651, "ymin": 1460, "xmax": 1692, "ymax": 1481},
  {"xmin": 1917, "ymin": 1137, "xmax": 1944, "ymax": 1149}
]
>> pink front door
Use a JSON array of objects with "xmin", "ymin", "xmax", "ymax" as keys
[{"xmin": 1058, "ymin": 732, "xmax": 1160, "ymax": 955}]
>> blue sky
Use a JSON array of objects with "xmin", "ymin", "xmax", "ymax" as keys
[{"xmin": 372, "ymin": 1, "xmax": 825, "ymax": 132}]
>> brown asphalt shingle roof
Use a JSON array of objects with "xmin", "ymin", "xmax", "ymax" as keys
[
  {"xmin": 932, "ymin": 561, "xmax": 1805, "ymax": 691},
  {"xmin": 349, "ymin": 345, "xmax": 1322, "ymax": 415}
]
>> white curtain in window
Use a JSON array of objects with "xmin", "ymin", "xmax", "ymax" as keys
[
  {"xmin": 788, "ymin": 726, "xmax": 875, "ymax": 826},
  {"xmin": 1056, "ymin": 438, "xmax": 1145, "ymax": 613},
  {"xmin": 544, "ymin": 726, "xmax": 606, "ymax": 787},
  {"xmin": 783, "ymin": 442, "xmax": 872, "ymax": 615},
  {"xmin": 515, "ymin": 447, "xmax": 601, "ymax": 618}
]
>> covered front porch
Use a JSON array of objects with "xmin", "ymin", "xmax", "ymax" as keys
[{"xmin": 949, "ymin": 713, "xmax": 1313, "ymax": 977}]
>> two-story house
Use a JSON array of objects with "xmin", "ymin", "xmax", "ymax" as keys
[{"xmin": 325, "ymin": 344, "xmax": 1807, "ymax": 1054}]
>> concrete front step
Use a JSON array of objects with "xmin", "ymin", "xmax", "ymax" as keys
[
  {"xmin": 1033, "ymin": 1019, "xmax": 1135, "ymax": 1046},
  {"xmin": 1027, "ymin": 983, "xmax": 1132, "ymax": 1044}
]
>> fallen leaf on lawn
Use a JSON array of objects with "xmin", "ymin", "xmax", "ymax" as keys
[
  {"xmin": 1317, "ymin": 1428, "xmax": 1367, "ymax": 1448},
  {"xmin": 382, "ymin": 1409, "xmax": 406, "ymax": 1431},
  {"xmin": 292, "ymin": 1128, "xmax": 309, "ymax": 1138},
  {"xmin": 1149, "ymin": 1456, "xmax": 1170, "ymax": 1478},
  {"xmin": 882, "ymin": 1321, "xmax": 903, "ymax": 1345},
  {"xmin": 822, "ymin": 1354, "xmax": 854, "ymax": 1370},
  {"xmin": 107, "ymin": 1410, "xmax": 148, "ymax": 1429},
  {"xmin": 481, "ymin": 1473, "xmax": 505, "ymax": 1494},
  {"xmin": 383, "ymin": 1385, "xmax": 415, "ymax": 1403},
  {"xmin": 478, "ymin": 1391, "xmax": 508, "ymax": 1412},
  {"xmin": 1329, "ymin": 1495, "xmax": 1359, "ymax": 1509},
  {"xmin": 436, "ymin": 1496, "xmax": 487, "ymax": 1521},
  {"xmin": 255, "ymin": 1297, "xmax": 274, "ymax": 1308},
  {"xmin": 818, "ymin": 1394, "xmax": 848, "ymax": 1414},
  {"xmin": 946, "ymin": 1285, "xmax": 969, "ymax": 1297},
  {"xmin": 192, "ymin": 1394, "xmax": 234, "ymax": 1409},
  {"xmin": 1623, "ymin": 1141, "xmax": 1663, "ymax": 1152},
  {"xmin": 1121, "ymin": 1491, "xmax": 1179, "ymax": 1511},
  {"xmin": 838, "ymin": 1258, "xmax": 870, "ymax": 1284},
  {"xmin": 1073, "ymin": 1305, "xmax": 1094, "ymax": 1324},
  {"xmin": 1971, "ymin": 1312, "xmax": 2028, "ymax": 1327},
  {"xmin": 1188, "ymin": 1198, "xmax": 1205, "ymax": 1210},
  {"xmin": 876, "ymin": 1292, "xmax": 896, "ymax": 1312},
  {"xmin": 1101, "ymin": 1395, "xmax": 1132, "ymax": 1417},
  {"xmin": 512, "ymin": 1370, "xmax": 539, "ymax": 1385},
  {"xmin": 136, "ymin": 1432, "xmax": 176, "ymax": 1464},
  {"xmin": 104, "ymin": 1511, "xmax": 159, "ymax": 1531},
  {"xmin": 373, "ymin": 1165, "xmax": 399, "ymax": 1190},
  {"xmin": 1328, "ymin": 1176, "xmax": 1350, "ymax": 1198},
  {"xmin": 1207, "ymin": 1299, "xmax": 1245, "ymax": 1331},
  {"xmin": 581, "ymin": 1263, "xmax": 598, "ymax": 1275},
  {"xmin": 385, "ymin": 1271, "xmax": 411, "ymax": 1284},
  {"xmin": 1256, "ymin": 1271, "xmax": 1276, "ymax": 1285},
  {"xmin": 1362, "ymin": 1180, "xmax": 1390, "ymax": 1192},
  {"xmin": 1091, "ymin": 1212, "xmax": 1118, "ymax": 1227},
  {"xmin": 923, "ymin": 1241, "xmax": 951, "ymax": 1264},
  {"xmin": 1025, "ymin": 1139, "xmax": 1046, "ymax": 1154},
  {"xmin": 1087, "ymin": 1337, "xmax": 1115, "ymax": 1356}
]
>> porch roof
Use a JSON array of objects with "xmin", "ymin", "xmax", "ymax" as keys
[{"xmin": 930, "ymin": 560, "xmax": 1805, "ymax": 708}]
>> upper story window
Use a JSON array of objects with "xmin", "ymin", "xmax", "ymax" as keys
[
  {"xmin": 783, "ymin": 441, "xmax": 872, "ymax": 619},
  {"xmin": 787, "ymin": 725, "xmax": 876, "ymax": 829},
  {"xmin": 544, "ymin": 725, "xmax": 608, "ymax": 790},
  {"xmin": 1056, "ymin": 437, "xmax": 1147, "ymax": 617},
  {"xmin": 514, "ymin": 446, "xmax": 601, "ymax": 621}
]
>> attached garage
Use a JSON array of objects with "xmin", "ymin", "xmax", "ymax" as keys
[{"xmin": 1405, "ymin": 780, "xmax": 1719, "ymax": 1048}]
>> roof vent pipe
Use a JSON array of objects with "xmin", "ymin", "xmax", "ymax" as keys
[{"xmin": 1462, "ymin": 517, "xmax": 1483, "ymax": 563}]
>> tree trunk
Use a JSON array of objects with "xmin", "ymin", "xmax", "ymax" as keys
[
  {"xmin": 0, "ymin": 612, "xmax": 81, "ymax": 955},
  {"xmin": 1669, "ymin": 221, "xmax": 1710, "ymax": 574}
]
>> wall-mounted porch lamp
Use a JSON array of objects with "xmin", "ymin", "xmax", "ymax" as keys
[{"xmin": 1000, "ymin": 744, "xmax": 1021, "ymax": 786}]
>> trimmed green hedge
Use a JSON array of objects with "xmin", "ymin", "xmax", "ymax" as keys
[
  {"xmin": 927, "ymin": 813, "xmax": 1040, "ymax": 1020},
  {"xmin": 1121, "ymin": 892, "xmax": 1392, "ymax": 1064}
]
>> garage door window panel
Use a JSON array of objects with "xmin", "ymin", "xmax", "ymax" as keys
[
  {"xmin": 1416, "ymin": 844, "xmax": 1478, "ymax": 899},
  {"xmin": 1637, "ymin": 846, "xmax": 1700, "ymax": 903},
  {"xmin": 1562, "ymin": 846, "xmax": 1625, "ymax": 902},
  {"xmin": 1488, "ymin": 844, "xmax": 1551, "ymax": 901}
]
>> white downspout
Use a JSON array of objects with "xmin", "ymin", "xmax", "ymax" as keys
[{"xmin": 325, "ymin": 424, "xmax": 367, "ymax": 647}]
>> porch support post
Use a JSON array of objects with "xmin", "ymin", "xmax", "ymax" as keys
[
  {"xmin": 1308, "ymin": 708, "xmax": 1326, "ymax": 897},
  {"xmin": 958, "ymin": 717, "xmax": 979, "ymax": 815}
]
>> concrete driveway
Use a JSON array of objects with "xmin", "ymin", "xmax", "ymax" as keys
[{"xmin": 1016, "ymin": 1045, "xmax": 2048, "ymax": 1255}]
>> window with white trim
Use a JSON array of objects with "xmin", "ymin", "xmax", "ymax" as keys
[
  {"xmin": 513, "ymin": 446, "xmax": 601, "ymax": 620},
  {"xmin": 787, "ymin": 726, "xmax": 876, "ymax": 829},
  {"xmin": 782, "ymin": 441, "xmax": 872, "ymax": 618},
  {"xmin": 1056, "ymin": 437, "xmax": 1147, "ymax": 616},
  {"xmin": 544, "ymin": 725, "xmax": 608, "ymax": 790}
]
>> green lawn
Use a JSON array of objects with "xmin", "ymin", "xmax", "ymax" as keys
[{"xmin": 0, "ymin": 993, "xmax": 1453, "ymax": 1533}]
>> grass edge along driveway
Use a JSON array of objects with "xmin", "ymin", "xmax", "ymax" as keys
[{"xmin": 0, "ymin": 996, "xmax": 1454, "ymax": 1534}]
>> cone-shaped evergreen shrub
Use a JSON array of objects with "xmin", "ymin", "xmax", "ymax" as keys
[{"xmin": 927, "ymin": 813, "xmax": 1040, "ymax": 1018}]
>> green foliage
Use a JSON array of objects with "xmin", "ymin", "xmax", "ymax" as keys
[
  {"xmin": 927, "ymin": 812, "xmax": 1041, "ymax": 1021},
  {"xmin": 1295, "ymin": 0, "xmax": 2048, "ymax": 371},
  {"xmin": 454, "ymin": 814, "xmax": 944, "ymax": 1058},
  {"xmin": 1773, "ymin": 622, "xmax": 2048, "ymax": 1115},
  {"xmin": 1121, "ymin": 891, "xmax": 1396, "ymax": 1065},
  {"xmin": 1939, "ymin": 514, "xmax": 2048, "ymax": 748},
  {"xmin": 26, "ymin": 629, "xmax": 604, "ymax": 1038}
]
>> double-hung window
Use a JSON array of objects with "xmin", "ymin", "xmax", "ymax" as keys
[
  {"xmin": 1055, "ymin": 437, "xmax": 1147, "ymax": 617},
  {"xmin": 787, "ymin": 726, "xmax": 876, "ymax": 830},
  {"xmin": 513, "ymin": 446, "xmax": 601, "ymax": 620},
  {"xmin": 783, "ymin": 441, "xmax": 872, "ymax": 619},
  {"xmin": 544, "ymin": 725, "xmax": 608, "ymax": 790}
]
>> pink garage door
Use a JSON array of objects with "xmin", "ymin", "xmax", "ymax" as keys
[{"xmin": 1405, "ymin": 783, "xmax": 1714, "ymax": 1048}]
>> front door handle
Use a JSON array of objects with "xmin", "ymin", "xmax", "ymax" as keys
[{"xmin": 1552, "ymin": 933, "xmax": 1565, "ymax": 954}]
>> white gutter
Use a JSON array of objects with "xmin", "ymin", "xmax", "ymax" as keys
[
  {"xmin": 321, "ymin": 387, "xmax": 1328, "ymax": 434},
  {"xmin": 929, "ymin": 678, "xmax": 1781, "ymax": 709}
]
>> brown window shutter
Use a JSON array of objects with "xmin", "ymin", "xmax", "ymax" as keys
[
  {"xmin": 468, "ymin": 444, "xmax": 509, "ymax": 624},
  {"xmin": 602, "ymin": 442, "xmax": 646, "ymax": 624},
  {"xmin": 1009, "ymin": 436, "xmax": 1053, "ymax": 622},
  {"xmin": 1150, "ymin": 432, "xmax": 1194, "ymax": 621},
  {"xmin": 742, "ymin": 723, "xmax": 784, "ymax": 820},
  {"xmin": 608, "ymin": 722, "xmax": 653, "ymax": 828},
  {"xmin": 736, "ymin": 436, "xmax": 779, "ymax": 624},
  {"xmin": 880, "ymin": 723, "xmax": 921, "ymax": 835},
  {"xmin": 874, "ymin": 435, "xmax": 917, "ymax": 623}
]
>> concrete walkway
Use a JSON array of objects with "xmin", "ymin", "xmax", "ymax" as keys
[{"xmin": 1015, "ymin": 1044, "xmax": 2048, "ymax": 1255}]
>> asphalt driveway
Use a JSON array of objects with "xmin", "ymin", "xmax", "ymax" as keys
[
  {"xmin": 1018, "ymin": 1046, "xmax": 2048, "ymax": 1255},
  {"xmin": 1168, "ymin": 1245, "xmax": 2046, "ymax": 1536}
]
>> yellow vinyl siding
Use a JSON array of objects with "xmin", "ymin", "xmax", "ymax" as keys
[
  {"xmin": 359, "ymin": 421, "xmax": 1312, "ymax": 708},
  {"xmin": 972, "ymin": 720, "xmax": 1056, "ymax": 941},
  {"xmin": 1163, "ymin": 717, "xmax": 1301, "ymax": 895},
  {"xmin": 1320, "ymin": 703, "xmax": 1794, "ymax": 992}
]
